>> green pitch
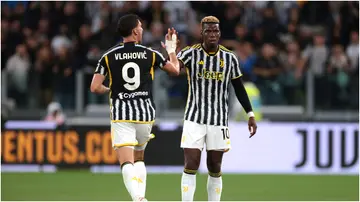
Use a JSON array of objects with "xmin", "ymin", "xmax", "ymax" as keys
[{"xmin": 1, "ymin": 171, "xmax": 359, "ymax": 201}]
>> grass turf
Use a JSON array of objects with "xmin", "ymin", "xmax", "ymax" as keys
[{"xmin": 1, "ymin": 172, "xmax": 359, "ymax": 201}]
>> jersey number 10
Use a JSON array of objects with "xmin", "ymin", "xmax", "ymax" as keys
[
  {"xmin": 122, "ymin": 62, "xmax": 141, "ymax": 91},
  {"xmin": 221, "ymin": 128, "xmax": 230, "ymax": 140}
]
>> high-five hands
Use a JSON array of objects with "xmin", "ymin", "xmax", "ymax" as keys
[{"xmin": 161, "ymin": 27, "xmax": 177, "ymax": 54}]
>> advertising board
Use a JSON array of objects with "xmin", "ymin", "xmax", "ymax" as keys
[
  {"xmin": 1, "ymin": 121, "xmax": 358, "ymax": 175},
  {"xmin": 1, "ymin": 124, "xmax": 184, "ymax": 167},
  {"xmin": 199, "ymin": 122, "xmax": 359, "ymax": 175}
]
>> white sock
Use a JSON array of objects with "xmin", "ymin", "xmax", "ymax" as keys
[
  {"xmin": 181, "ymin": 172, "xmax": 196, "ymax": 201},
  {"xmin": 134, "ymin": 161, "xmax": 147, "ymax": 197},
  {"xmin": 207, "ymin": 174, "xmax": 223, "ymax": 201},
  {"xmin": 121, "ymin": 163, "xmax": 140, "ymax": 200}
]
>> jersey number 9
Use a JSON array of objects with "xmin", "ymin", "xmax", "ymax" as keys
[{"xmin": 122, "ymin": 62, "xmax": 140, "ymax": 91}]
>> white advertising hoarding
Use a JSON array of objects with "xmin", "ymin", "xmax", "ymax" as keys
[{"xmin": 199, "ymin": 122, "xmax": 359, "ymax": 175}]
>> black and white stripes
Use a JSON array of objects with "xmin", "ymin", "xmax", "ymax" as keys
[
  {"xmin": 109, "ymin": 98, "xmax": 156, "ymax": 123},
  {"xmin": 94, "ymin": 42, "xmax": 167, "ymax": 123},
  {"xmin": 177, "ymin": 44, "xmax": 242, "ymax": 126}
]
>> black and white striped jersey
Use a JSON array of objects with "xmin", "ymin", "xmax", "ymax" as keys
[
  {"xmin": 94, "ymin": 42, "xmax": 167, "ymax": 123},
  {"xmin": 177, "ymin": 44, "xmax": 242, "ymax": 126}
]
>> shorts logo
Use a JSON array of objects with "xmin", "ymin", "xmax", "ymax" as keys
[
  {"xmin": 118, "ymin": 91, "xmax": 149, "ymax": 99},
  {"xmin": 181, "ymin": 136, "xmax": 186, "ymax": 143}
]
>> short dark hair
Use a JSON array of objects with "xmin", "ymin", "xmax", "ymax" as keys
[{"xmin": 117, "ymin": 14, "xmax": 140, "ymax": 38}]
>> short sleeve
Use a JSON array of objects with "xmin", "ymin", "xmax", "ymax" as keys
[
  {"xmin": 231, "ymin": 54, "xmax": 242, "ymax": 80},
  {"xmin": 94, "ymin": 56, "xmax": 108, "ymax": 76},
  {"xmin": 153, "ymin": 50, "xmax": 167, "ymax": 69},
  {"xmin": 177, "ymin": 46, "xmax": 192, "ymax": 67}
]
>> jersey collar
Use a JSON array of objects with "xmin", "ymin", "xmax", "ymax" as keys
[
  {"xmin": 123, "ymin": 41, "xmax": 139, "ymax": 46},
  {"xmin": 201, "ymin": 43, "xmax": 220, "ymax": 56}
]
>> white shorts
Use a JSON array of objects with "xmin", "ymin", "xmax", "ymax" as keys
[
  {"xmin": 111, "ymin": 122, "xmax": 154, "ymax": 151},
  {"xmin": 180, "ymin": 120, "xmax": 231, "ymax": 151}
]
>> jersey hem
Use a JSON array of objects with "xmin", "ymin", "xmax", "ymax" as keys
[
  {"xmin": 111, "ymin": 120, "xmax": 155, "ymax": 124},
  {"xmin": 183, "ymin": 119, "xmax": 228, "ymax": 127}
]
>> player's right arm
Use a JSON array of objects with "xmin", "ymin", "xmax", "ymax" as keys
[{"xmin": 90, "ymin": 56, "xmax": 110, "ymax": 94}]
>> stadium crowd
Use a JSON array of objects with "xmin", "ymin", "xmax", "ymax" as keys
[{"xmin": 2, "ymin": 1, "xmax": 359, "ymax": 111}]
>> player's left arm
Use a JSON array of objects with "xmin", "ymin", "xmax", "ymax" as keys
[
  {"xmin": 160, "ymin": 28, "xmax": 181, "ymax": 75},
  {"xmin": 230, "ymin": 54, "xmax": 257, "ymax": 137},
  {"xmin": 90, "ymin": 56, "xmax": 110, "ymax": 94}
]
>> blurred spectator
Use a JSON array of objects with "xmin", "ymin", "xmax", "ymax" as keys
[
  {"xmin": 35, "ymin": 46, "xmax": 55, "ymax": 108},
  {"xmin": 346, "ymin": 31, "xmax": 359, "ymax": 70},
  {"xmin": 35, "ymin": 18, "xmax": 51, "ymax": 45},
  {"xmin": 143, "ymin": 21, "xmax": 164, "ymax": 51},
  {"xmin": 299, "ymin": 2, "xmax": 330, "ymax": 26},
  {"xmin": 153, "ymin": 69, "xmax": 172, "ymax": 116},
  {"xmin": 25, "ymin": 36, "xmax": 40, "ymax": 64},
  {"xmin": 89, "ymin": 2, "xmax": 112, "ymax": 34},
  {"xmin": 7, "ymin": 20, "xmax": 24, "ymax": 52},
  {"xmin": 5, "ymin": 44, "xmax": 30, "ymax": 108},
  {"xmin": 238, "ymin": 42, "xmax": 257, "ymax": 81},
  {"xmin": 260, "ymin": 6, "xmax": 283, "ymax": 44},
  {"xmin": 91, "ymin": 18, "xmax": 116, "ymax": 52},
  {"xmin": 1, "ymin": 1, "xmax": 358, "ymax": 114},
  {"xmin": 142, "ymin": 2, "xmax": 169, "ymax": 30},
  {"xmin": 63, "ymin": 2, "xmax": 85, "ymax": 36},
  {"xmin": 222, "ymin": 24, "xmax": 251, "ymax": 49},
  {"xmin": 327, "ymin": 44, "xmax": 351, "ymax": 108},
  {"xmin": 1, "ymin": 19, "xmax": 12, "ymax": 70},
  {"xmin": 240, "ymin": 2, "xmax": 262, "ymax": 30},
  {"xmin": 53, "ymin": 47, "xmax": 75, "ymax": 109},
  {"xmin": 271, "ymin": 1, "xmax": 299, "ymax": 26},
  {"xmin": 164, "ymin": 1, "xmax": 194, "ymax": 35},
  {"xmin": 284, "ymin": 7, "xmax": 300, "ymax": 41},
  {"xmin": 51, "ymin": 24, "xmax": 72, "ymax": 55},
  {"xmin": 44, "ymin": 102, "xmax": 66, "ymax": 126},
  {"xmin": 279, "ymin": 41, "xmax": 303, "ymax": 105},
  {"xmin": 253, "ymin": 43, "xmax": 284, "ymax": 105},
  {"xmin": 73, "ymin": 24, "xmax": 93, "ymax": 67},
  {"xmin": 300, "ymin": 32, "xmax": 329, "ymax": 108},
  {"xmin": 220, "ymin": 2, "xmax": 242, "ymax": 40}
]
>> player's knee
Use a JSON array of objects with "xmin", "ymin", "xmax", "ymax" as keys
[
  {"xmin": 184, "ymin": 150, "xmax": 201, "ymax": 172},
  {"xmin": 134, "ymin": 150, "xmax": 145, "ymax": 162},
  {"xmin": 207, "ymin": 160, "xmax": 222, "ymax": 173},
  {"xmin": 183, "ymin": 156, "xmax": 199, "ymax": 175},
  {"xmin": 184, "ymin": 158, "xmax": 200, "ymax": 172}
]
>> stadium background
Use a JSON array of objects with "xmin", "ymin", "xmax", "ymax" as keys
[{"xmin": 1, "ymin": 1, "xmax": 359, "ymax": 201}]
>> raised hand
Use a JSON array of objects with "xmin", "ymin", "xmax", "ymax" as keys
[{"xmin": 161, "ymin": 27, "xmax": 177, "ymax": 54}]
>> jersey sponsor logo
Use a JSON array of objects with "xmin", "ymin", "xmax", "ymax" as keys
[
  {"xmin": 197, "ymin": 68, "xmax": 224, "ymax": 81},
  {"xmin": 118, "ymin": 91, "xmax": 149, "ymax": 99},
  {"xmin": 115, "ymin": 51, "xmax": 148, "ymax": 60}
]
